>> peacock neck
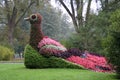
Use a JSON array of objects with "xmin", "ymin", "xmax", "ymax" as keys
[{"xmin": 29, "ymin": 23, "xmax": 44, "ymax": 51}]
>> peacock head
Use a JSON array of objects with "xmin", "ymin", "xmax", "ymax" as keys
[{"xmin": 24, "ymin": 13, "xmax": 42, "ymax": 24}]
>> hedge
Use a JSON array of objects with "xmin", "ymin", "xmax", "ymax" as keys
[{"xmin": 24, "ymin": 45, "xmax": 84, "ymax": 69}]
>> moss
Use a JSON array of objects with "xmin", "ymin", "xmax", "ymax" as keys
[{"xmin": 24, "ymin": 45, "xmax": 84, "ymax": 69}]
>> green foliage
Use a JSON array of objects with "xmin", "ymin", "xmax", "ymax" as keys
[
  {"xmin": 102, "ymin": 35, "xmax": 113, "ymax": 55},
  {"xmin": 0, "ymin": 45, "xmax": 14, "ymax": 61},
  {"xmin": 61, "ymin": 34, "xmax": 84, "ymax": 50},
  {"xmin": 60, "ymin": 39, "xmax": 74, "ymax": 49},
  {"xmin": 104, "ymin": 0, "xmax": 120, "ymax": 12},
  {"xmin": 61, "ymin": 32, "xmax": 103, "ymax": 55},
  {"xmin": 86, "ymin": 12, "xmax": 111, "ymax": 54},
  {"xmin": 0, "ymin": 26, "xmax": 11, "ymax": 47},
  {"xmin": 106, "ymin": 32, "xmax": 120, "ymax": 78},
  {"xmin": 109, "ymin": 10, "xmax": 120, "ymax": 32},
  {"xmin": 103, "ymin": 9, "xmax": 120, "ymax": 78},
  {"xmin": 24, "ymin": 44, "xmax": 83, "ymax": 69}
]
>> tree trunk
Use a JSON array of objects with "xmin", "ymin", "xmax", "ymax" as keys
[
  {"xmin": 7, "ymin": 6, "xmax": 17, "ymax": 47},
  {"xmin": 8, "ymin": 24, "xmax": 14, "ymax": 47},
  {"xmin": 70, "ymin": 0, "xmax": 79, "ymax": 33},
  {"xmin": 105, "ymin": 0, "xmax": 108, "ymax": 7},
  {"xmin": 4, "ymin": 0, "xmax": 14, "ymax": 47},
  {"xmin": 100, "ymin": 0, "xmax": 104, "ymax": 9},
  {"xmin": 58, "ymin": 0, "xmax": 81, "ymax": 33},
  {"xmin": 76, "ymin": 0, "xmax": 83, "ymax": 28},
  {"xmin": 85, "ymin": 0, "xmax": 92, "ymax": 26}
]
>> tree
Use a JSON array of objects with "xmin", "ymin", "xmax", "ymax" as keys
[
  {"xmin": 57, "ymin": 0, "xmax": 120, "ymax": 53},
  {"xmin": 0, "ymin": 0, "xmax": 52, "ymax": 48},
  {"xmin": 57, "ymin": 0, "xmax": 92, "ymax": 33},
  {"xmin": 103, "ymin": 9, "xmax": 120, "ymax": 78},
  {"xmin": 62, "ymin": 13, "xmax": 108, "ymax": 53},
  {"xmin": 0, "ymin": 0, "xmax": 36, "ymax": 48}
]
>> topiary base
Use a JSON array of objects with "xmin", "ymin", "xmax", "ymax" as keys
[{"xmin": 24, "ymin": 45, "xmax": 84, "ymax": 69}]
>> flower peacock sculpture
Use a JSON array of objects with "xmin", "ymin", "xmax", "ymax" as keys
[{"xmin": 24, "ymin": 13, "xmax": 113, "ymax": 72}]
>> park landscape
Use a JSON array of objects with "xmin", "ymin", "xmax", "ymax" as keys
[{"xmin": 0, "ymin": 0, "xmax": 120, "ymax": 80}]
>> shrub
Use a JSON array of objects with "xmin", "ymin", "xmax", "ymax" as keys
[
  {"xmin": 0, "ymin": 45, "xmax": 14, "ymax": 61},
  {"xmin": 24, "ymin": 45, "xmax": 84, "ymax": 69},
  {"xmin": 106, "ymin": 32, "xmax": 120, "ymax": 77}
]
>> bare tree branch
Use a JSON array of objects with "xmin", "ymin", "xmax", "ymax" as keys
[
  {"xmin": 70, "ymin": 0, "xmax": 75, "ymax": 18},
  {"xmin": 15, "ymin": 1, "xmax": 35, "ymax": 26},
  {"xmin": 70, "ymin": 0, "xmax": 79, "ymax": 32},
  {"xmin": 11, "ymin": 6, "xmax": 17, "ymax": 24},
  {"xmin": 85, "ymin": 0, "xmax": 92, "ymax": 25},
  {"xmin": 59, "ymin": 0, "xmax": 79, "ymax": 33},
  {"xmin": 76, "ymin": 0, "xmax": 83, "ymax": 27},
  {"xmin": 58, "ymin": 0, "xmax": 92, "ymax": 33},
  {"xmin": 58, "ymin": 0, "xmax": 72, "ymax": 18},
  {"xmin": 4, "ymin": 0, "xmax": 10, "ymax": 23},
  {"xmin": 100, "ymin": 0, "xmax": 103, "ymax": 8}
]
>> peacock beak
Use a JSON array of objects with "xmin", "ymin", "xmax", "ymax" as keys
[{"xmin": 24, "ymin": 17, "xmax": 30, "ymax": 21}]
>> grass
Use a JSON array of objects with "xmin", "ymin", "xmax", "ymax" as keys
[{"xmin": 0, "ymin": 63, "xmax": 118, "ymax": 80}]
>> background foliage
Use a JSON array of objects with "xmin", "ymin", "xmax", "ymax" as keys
[
  {"xmin": 0, "ymin": 45, "xmax": 14, "ymax": 61},
  {"xmin": 103, "ymin": 9, "xmax": 120, "ymax": 78}
]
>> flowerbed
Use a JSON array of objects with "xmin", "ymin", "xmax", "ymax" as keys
[{"xmin": 66, "ymin": 53, "xmax": 112, "ymax": 72}]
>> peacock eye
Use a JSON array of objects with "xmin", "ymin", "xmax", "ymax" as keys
[
  {"xmin": 32, "ymin": 15, "xmax": 36, "ymax": 19},
  {"xmin": 30, "ymin": 14, "xmax": 37, "ymax": 21}
]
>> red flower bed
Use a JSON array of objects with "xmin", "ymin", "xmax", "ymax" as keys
[{"xmin": 66, "ymin": 54, "xmax": 112, "ymax": 72}]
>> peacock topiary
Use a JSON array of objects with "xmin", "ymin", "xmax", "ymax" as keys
[{"xmin": 24, "ymin": 13, "xmax": 113, "ymax": 72}]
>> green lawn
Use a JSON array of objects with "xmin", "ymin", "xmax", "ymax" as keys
[{"xmin": 0, "ymin": 63, "xmax": 118, "ymax": 80}]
